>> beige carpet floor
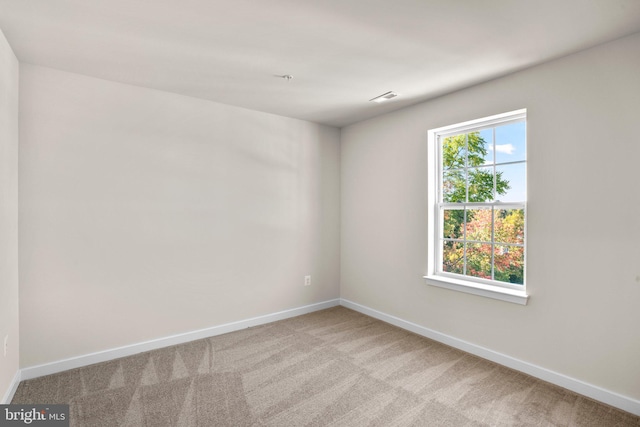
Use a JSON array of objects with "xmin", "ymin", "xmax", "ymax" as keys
[{"xmin": 11, "ymin": 306, "xmax": 640, "ymax": 426}]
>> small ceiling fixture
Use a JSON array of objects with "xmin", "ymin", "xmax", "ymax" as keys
[
  {"xmin": 369, "ymin": 91, "xmax": 398, "ymax": 103},
  {"xmin": 281, "ymin": 75, "xmax": 293, "ymax": 81}
]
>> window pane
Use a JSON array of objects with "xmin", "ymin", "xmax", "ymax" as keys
[
  {"xmin": 466, "ymin": 131, "xmax": 489, "ymax": 168},
  {"xmin": 443, "ymin": 208, "xmax": 464, "ymax": 239},
  {"xmin": 467, "ymin": 167, "xmax": 495, "ymax": 202},
  {"xmin": 495, "ymin": 121, "xmax": 526, "ymax": 164},
  {"xmin": 442, "ymin": 134, "xmax": 466, "ymax": 170},
  {"xmin": 494, "ymin": 245, "xmax": 524, "ymax": 285},
  {"xmin": 442, "ymin": 241, "xmax": 464, "ymax": 274},
  {"xmin": 494, "ymin": 208, "xmax": 525, "ymax": 244},
  {"xmin": 464, "ymin": 208, "xmax": 492, "ymax": 243},
  {"xmin": 495, "ymin": 163, "xmax": 525, "ymax": 202},
  {"xmin": 479, "ymin": 128, "xmax": 494, "ymax": 165},
  {"xmin": 465, "ymin": 243, "xmax": 492, "ymax": 280},
  {"xmin": 443, "ymin": 170, "xmax": 465, "ymax": 203}
]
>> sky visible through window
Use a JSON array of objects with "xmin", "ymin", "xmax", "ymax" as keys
[{"xmin": 479, "ymin": 121, "xmax": 526, "ymax": 202}]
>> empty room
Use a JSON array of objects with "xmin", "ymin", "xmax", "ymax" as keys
[{"xmin": 1, "ymin": 0, "xmax": 639, "ymax": 425}]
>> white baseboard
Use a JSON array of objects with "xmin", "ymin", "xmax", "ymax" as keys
[
  {"xmin": 1, "ymin": 370, "xmax": 21, "ymax": 404},
  {"xmin": 340, "ymin": 298, "xmax": 640, "ymax": 417},
  {"xmin": 20, "ymin": 299, "xmax": 340, "ymax": 382}
]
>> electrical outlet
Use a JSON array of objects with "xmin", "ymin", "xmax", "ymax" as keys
[
  {"xmin": 304, "ymin": 275, "xmax": 311, "ymax": 286},
  {"xmin": 3, "ymin": 335, "xmax": 7, "ymax": 357}
]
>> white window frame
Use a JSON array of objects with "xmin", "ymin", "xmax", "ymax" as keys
[{"xmin": 424, "ymin": 109, "xmax": 529, "ymax": 305}]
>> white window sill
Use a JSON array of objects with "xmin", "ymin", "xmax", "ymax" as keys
[{"xmin": 424, "ymin": 275, "xmax": 529, "ymax": 305}]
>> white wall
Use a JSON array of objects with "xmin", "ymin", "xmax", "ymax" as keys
[
  {"xmin": 0, "ymin": 28, "xmax": 19, "ymax": 401},
  {"xmin": 19, "ymin": 65, "xmax": 340, "ymax": 367},
  {"xmin": 341, "ymin": 32, "xmax": 640, "ymax": 401}
]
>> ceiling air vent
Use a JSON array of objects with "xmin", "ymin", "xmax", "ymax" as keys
[{"xmin": 369, "ymin": 91, "xmax": 398, "ymax": 103}]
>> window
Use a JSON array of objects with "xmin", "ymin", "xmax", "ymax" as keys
[{"xmin": 425, "ymin": 109, "xmax": 528, "ymax": 305}]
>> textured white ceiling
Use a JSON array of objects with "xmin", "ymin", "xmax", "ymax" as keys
[{"xmin": 1, "ymin": 0, "xmax": 640, "ymax": 127}]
